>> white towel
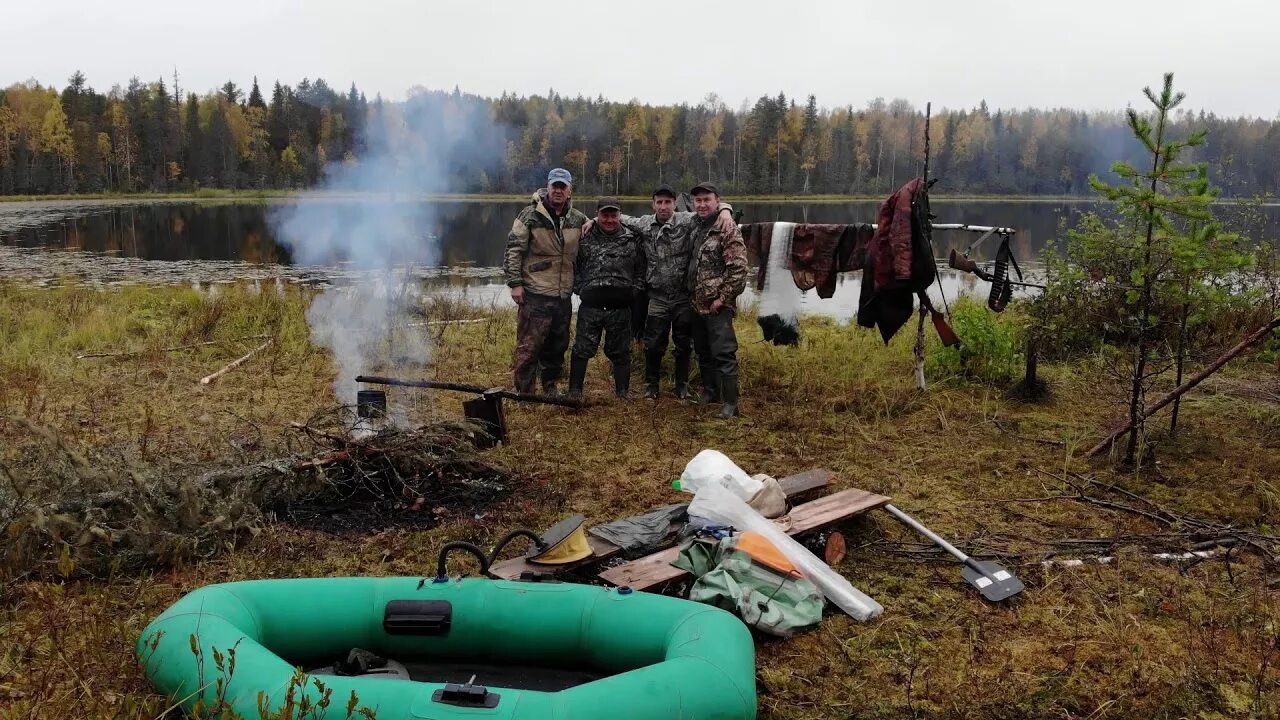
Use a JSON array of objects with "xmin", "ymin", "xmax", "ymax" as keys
[{"xmin": 758, "ymin": 222, "xmax": 802, "ymax": 328}]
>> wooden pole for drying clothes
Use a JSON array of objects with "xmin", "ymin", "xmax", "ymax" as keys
[
  {"xmin": 913, "ymin": 305, "xmax": 928, "ymax": 391},
  {"xmin": 1086, "ymin": 316, "xmax": 1280, "ymax": 457},
  {"xmin": 199, "ymin": 339, "xmax": 273, "ymax": 385}
]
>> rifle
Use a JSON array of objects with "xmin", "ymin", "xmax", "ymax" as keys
[{"xmin": 946, "ymin": 230, "xmax": 1044, "ymax": 313}]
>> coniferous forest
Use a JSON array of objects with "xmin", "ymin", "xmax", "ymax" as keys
[{"xmin": 2, "ymin": 71, "xmax": 1278, "ymax": 197}]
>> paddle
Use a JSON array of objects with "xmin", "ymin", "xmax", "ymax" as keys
[{"xmin": 883, "ymin": 504, "xmax": 1024, "ymax": 602}]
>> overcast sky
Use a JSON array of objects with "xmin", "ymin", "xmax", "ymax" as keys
[{"xmin": 5, "ymin": 0, "xmax": 1277, "ymax": 117}]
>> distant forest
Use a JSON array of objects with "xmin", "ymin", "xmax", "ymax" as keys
[{"xmin": 2, "ymin": 71, "xmax": 1278, "ymax": 197}]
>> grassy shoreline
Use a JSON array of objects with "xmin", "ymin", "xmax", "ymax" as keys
[
  {"xmin": 0, "ymin": 189, "xmax": 1109, "ymax": 204},
  {"xmin": 2, "ymin": 282, "xmax": 1277, "ymax": 719},
  {"xmin": 4, "ymin": 190, "xmax": 1274, "ymax": 205}
]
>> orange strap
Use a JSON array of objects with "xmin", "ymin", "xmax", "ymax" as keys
[{"xmin": 737, "ymin": 532, "xmax": 801, "ymax": 578}]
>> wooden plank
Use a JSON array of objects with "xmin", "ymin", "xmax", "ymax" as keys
[
  {"xmin": 487, "ymin": 468, "xmax": 835, "ymax": 580},
  {"xmin": 596, "ymin": 487, "xmax": 890, "ymax": 591},
  {"xmin": 776, "ymin": 468, "xmax": 832, "ymax": 498}
]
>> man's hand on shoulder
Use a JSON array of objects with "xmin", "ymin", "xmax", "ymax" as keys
[{"xmin": 713, "ymin": 208, "xmax": 736, "ymax": 236}]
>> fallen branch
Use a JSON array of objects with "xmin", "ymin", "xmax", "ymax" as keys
[
  {"xmin": 199, "ymin": 339, "xmax": 273, "ymax": 385},
  {"xmin": 991, "ymin": 419, "xmax": 1066, "ymax": 447},
  {"xmin": 1039, "ymin": 547, "xmax": 1228, "ymax": 568},
  {"xmin": 1087, "ymin": 316, "xmax": 1280, "ymax": 457},
  {"xmin": 76, "ymin": 334, "xmax": 271, "ymax": 359},
  {"xmin": 1029, "ymin": 468, "xmax": 1280, "ymax": 564},
  {"xmin": 406, "ymin": 318, "xmax": 491, "ymax": 328}
]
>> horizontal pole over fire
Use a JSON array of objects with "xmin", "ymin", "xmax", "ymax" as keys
[{"xmin": 355, "ymin": 375, "xmax": 584, "ymax": 409}]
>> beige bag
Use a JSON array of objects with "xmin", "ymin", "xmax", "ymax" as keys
[{"xmin": 746, "ymin": 475, "xmax": 786, "ymax": 518}]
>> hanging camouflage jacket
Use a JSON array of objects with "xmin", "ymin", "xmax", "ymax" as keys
[
  {"xmin": 687, "ymin": 214, "xmax": 748, "ymax": 315},
  {"xmin": 503, "ymin": 190, "xmax": 589, "ymax": 299},
  {"xmin": 573, "ymin": 224, "xmax": 643, "ymax": 309}
]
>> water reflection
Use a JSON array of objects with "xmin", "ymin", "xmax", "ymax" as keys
[{"xmin": 2, "ymin": 197, "xmax": 1273, "ymax": 321}]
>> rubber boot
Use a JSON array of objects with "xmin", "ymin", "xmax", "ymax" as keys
[
  {"xmin": 694, "ymin": 365, "xmax": 720, "ymax": 405},
  {"xmin": 718, "ymin": 374, "xmax": 739, "ymax": 419},
  {"xmin": 643, "ymin": 351, "xmax": 661, "ymax": 400},
  {"xmin": 566, "ymin": 357, "xmax": 587, "ymax": 401},
  {"xmin": 673, "ymin": 355, "xmax": 691, "ymax": 399},
  {"xmin": 613, "ymin": 362, "xmax": 632, "ymax": 400}
]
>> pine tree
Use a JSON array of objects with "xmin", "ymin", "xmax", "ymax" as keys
[
  {"xmin": 267, "ymin": 81, "xmax": 289, "ymax": 156},
  {"xmin": 1040, "ymin": 73, "xmax": 1253, "ymax": 465},
  {"xmin": 221, "ymin": 81, "xmax": 242, "ymax": 105},
  {"xmin": 248, "ymin": 77, "xmax": 266, "ymax": 109},
  {"xmin": 184, "ymin": 93, "xmax": 203, "ymax": 185}
]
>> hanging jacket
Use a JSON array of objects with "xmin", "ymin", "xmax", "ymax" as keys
[
  {"xmin": 503, "ymin": 190, "xmax": 589, "ymax": 299},
  {"xmin": 743, "ymin": 222, "xmax": 873, "ymax": 298},
  {"xmin": 857, "ymin": 177, "xmax": 938, "ymax": 343}
]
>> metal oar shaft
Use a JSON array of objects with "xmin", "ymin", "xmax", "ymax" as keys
[{"xmin": 883, "ymin": 504, "xmax": 969, "ymax": 562}]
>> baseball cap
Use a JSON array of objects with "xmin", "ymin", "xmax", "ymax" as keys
[
  {"xmin": 547, "ymin": 168, "xmax": 573, "ymax": 186},
  {"xmin": 651, "ymin": 184, "xmax": 677, "ymax": 199},
  {"xmin": 690, "ymin": 181, "xmax": 719, "ymax": 195},
  {"xmin": 596, "ymin": 196, "xmax": 621, "ymax": 211}
]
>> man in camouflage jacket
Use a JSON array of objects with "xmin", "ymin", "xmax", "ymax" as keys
[
  {"xmin": 568, "ymin": 197, "xmax": 644, "ymax": 400},
  {"xmin": 582, "ymin": 186, "xmax": 736, "ymax": 399},
  {"xmin": 626, "ymin": 185, "xmax": 737, "ymax": 400},
  {"xmin": 686, "ymin": 182, "xmax": 748, "ymax": 418},
  {"xmin": 503, "ymin": 168, "xmax": 589, "ymax": 394}
]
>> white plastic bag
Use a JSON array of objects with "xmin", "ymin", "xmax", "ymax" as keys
[
  {"xmin": 675, "ymin": 449, "xmax": 763, "ymax": 500},
  {"xmin": 688, "ymin": 482, "xmax": 884, "ymax": 622}
]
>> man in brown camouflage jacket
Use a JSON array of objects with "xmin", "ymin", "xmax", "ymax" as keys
[
  {"xmin": 686, "ymin": 181, "xmax": 748, "ymax": 418},
  {"xmin": 503, "ymin": 168, "xmax": 589, "ymax": 394}
]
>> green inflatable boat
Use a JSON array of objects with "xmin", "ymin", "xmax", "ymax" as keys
[{"xmin": 136, "ymin": 576, "xmax": 757, "ymax": 719}]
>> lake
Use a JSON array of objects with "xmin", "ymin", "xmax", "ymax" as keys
[{"xmin": 3, "ymin": 197, "xmax": 1277, "ymax": 320}]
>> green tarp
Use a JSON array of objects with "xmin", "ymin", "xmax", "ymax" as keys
[{"xmin": 674, "ymin": 536, "xmax": 823, "ymax": 638}]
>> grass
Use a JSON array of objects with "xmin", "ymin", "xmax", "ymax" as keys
[{"xmin": 1, "ymin": 282, "xmax": 1278, "ymax": 719}]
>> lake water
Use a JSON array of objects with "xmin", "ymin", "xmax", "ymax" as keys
[{"xmin": 3, "ymin": 197, "xmax": 1276, "ymax": 320}]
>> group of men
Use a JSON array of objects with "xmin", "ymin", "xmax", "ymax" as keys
[{"xmin": 503, "ymin": 167, "xmax": 747, "ymax": 419}]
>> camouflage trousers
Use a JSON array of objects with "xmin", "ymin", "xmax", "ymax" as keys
[
  {"xmin": 512, "ymin": 292, "xmax": 572, "ymax": 394},
  {"xmin": 572, "ymin": 305, "xmax": 632, "ymax": 366},
  {"xmin": 642, "ymin": 302, "xmax": 693, "ymax": 363}
]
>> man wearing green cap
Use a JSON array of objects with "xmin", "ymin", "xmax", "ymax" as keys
[
  {"xmin": 568, "ymin": 197, "xmax": 644, "ymax": 400},
  {"xmin": 687, "ymin": 181, "xmax": 747, "ymax": 418},
  {"xmin": 504, "ymin": 167, "xmax": 589, "ymax": 394}
]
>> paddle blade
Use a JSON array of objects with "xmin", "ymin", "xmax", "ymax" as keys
[{"xmin": 961, "ymin": 560, "xmax": 1024, "ymax": 602}]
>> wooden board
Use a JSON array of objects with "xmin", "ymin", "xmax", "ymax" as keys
[
  {"xmin": 486, "ymin": 469, "xmax": 834, "ymax": 580},
  {"xmin": 595, "ymin": 487, "xmax": 890, "ymax": 591},
  {"xmin": 775, "ymin": 468, "xmax": 833, "ymax": 499}
]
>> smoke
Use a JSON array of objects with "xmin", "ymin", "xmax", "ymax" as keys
[{"xmin": 269, "ymin": 89, "xmax": 504, "ymax": 406}]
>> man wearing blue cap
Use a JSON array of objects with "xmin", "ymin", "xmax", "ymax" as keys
[{"xmin": 503, "ymin": 168, "xmax": 589, "ymax": 394}]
